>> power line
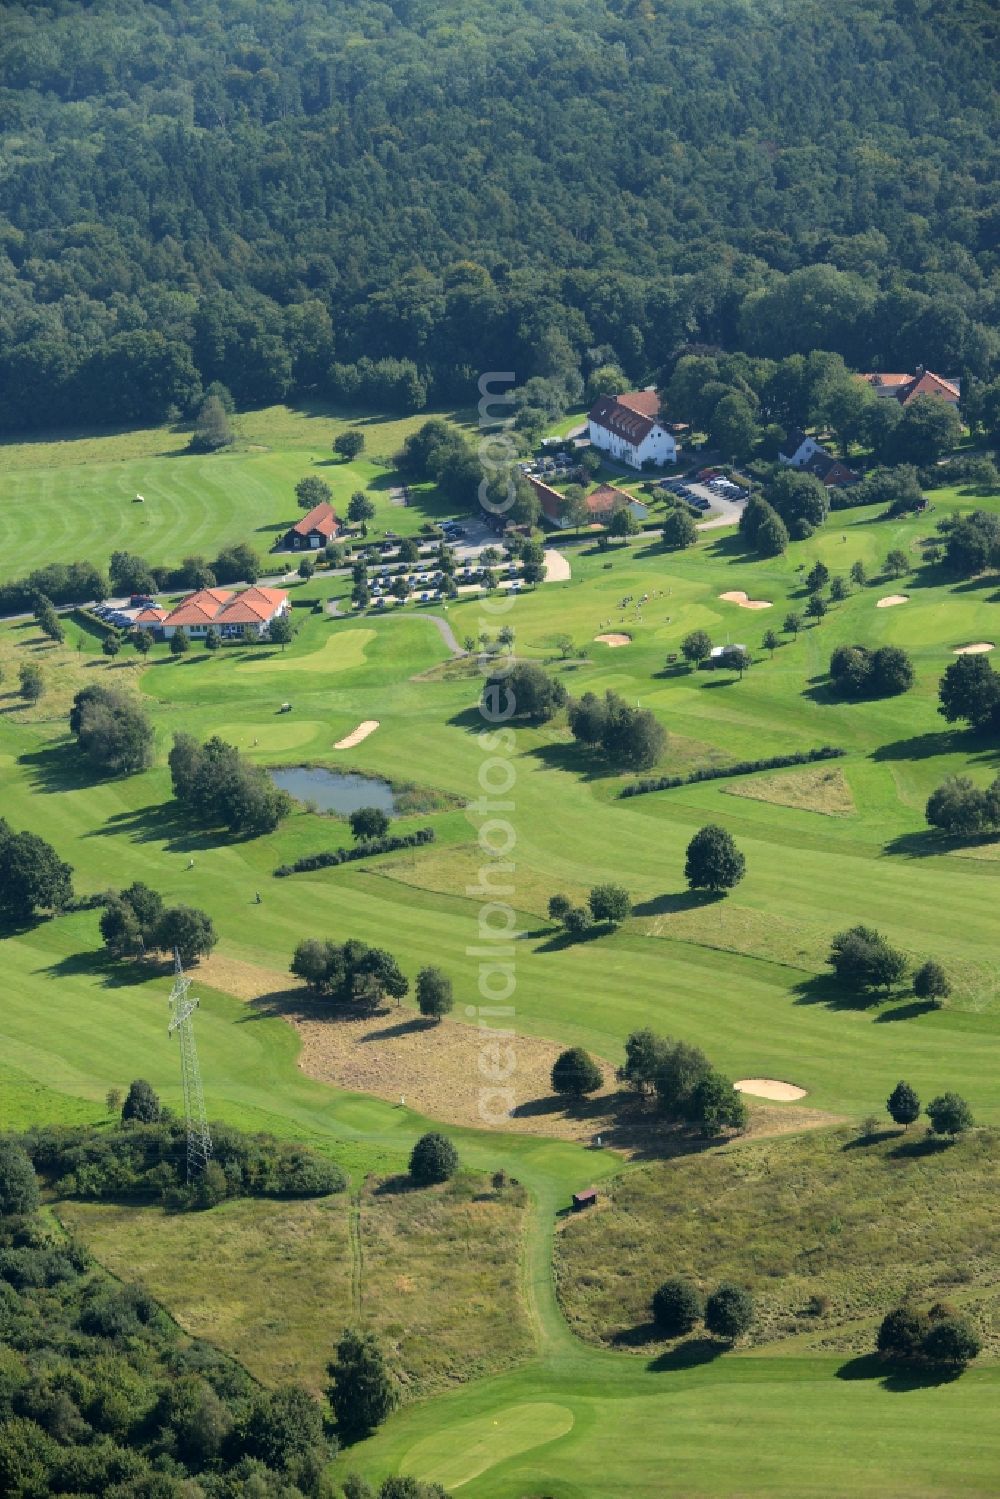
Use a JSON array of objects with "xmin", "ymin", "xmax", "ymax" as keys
[{"xmin": 167, "ymin": 949, "xmax": 213, "ymax": 1182}]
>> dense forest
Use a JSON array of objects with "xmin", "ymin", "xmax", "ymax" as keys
[{"xmin": 1, "ymin": 0, "xmax": 998, "ymax": 431}]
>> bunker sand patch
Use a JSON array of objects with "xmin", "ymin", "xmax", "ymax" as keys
[
  {"xmin": 334, "ymin": 719, "xmax": 379, "ymax": 749},
  {"xmin": 876, "ymin": 594, "xmax": 909, "ymax": 608},
  {"xmin": 594, "ymin": 633, "xmax": 631, "ymax": 646},
  {"xmin": 719, "ymin": 590, "xmax": 772, "ymax": 609}
]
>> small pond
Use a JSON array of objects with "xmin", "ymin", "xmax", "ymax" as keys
[{"xmin": 269, "ymin": 766, "xmax": 396, "ymax": 815}]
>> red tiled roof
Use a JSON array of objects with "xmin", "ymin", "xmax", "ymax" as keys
[
  {"xmin": 133, "ymin": 607, "xmax": 168, "ymax": 624},
  {"xmin": 589, "ymin": 393, "xmax": 659, "ymax": 446},
  {"xmin": 163, "ymin": 588, "xmax": 234, "ymax": 627},
  {"xmin": 615, "ymin": 390, "xmax": 660, "ymax": 419},
  {"xmin": 529, "ymin": 477, "xmax": 637, "ymax": 524},
  {"xmin": 292, "ymin": 502, "xmax": 339, "ymax": 538},
  {"xmin": 901, "ymin": 371, "xmax": 960, "ymax": 405},
  {"xmin": 216, "ymin": 586, "xmax": 289, "ymax": 624}
]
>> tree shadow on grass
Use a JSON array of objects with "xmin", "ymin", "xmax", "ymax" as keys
[
  {"xmin": 883, "ymin": 828, "xmax": 999, "ymax": 859},
  {"xmin": 535, "ymin": 924, "xmax": 611, "ymax": 954},
  {"xmin": 647, "ymin": 1337, "xmax": 726, "ymax": 1372},
  {"xmin": 18, "ymin": 741, "xmax": 102, "ymax": 794},
  {"xmin": 631, "ymin": 890, "xmax": 720, "ymax": 918},
  {"xmin": 871, "ymin": 728, "xmax": 987, "ymax": 763},
  {"xmin": 88, "ymin": 802, "xmax": 233, "ymax": 854},
  {"xmin": 791, "ymin": 974, "xmax": 879, "ymax": 1012},
  {"xmin": 526, "ymin": 742, "xmax": 621, "ymax": 781},
  {"xmin": 887, "ymin": 1134, "xmax": 955, "ymax": 1160},
  {"xmin": 841, "ymin": 1127, "xmax": 900, "ymax": 1150},
  {"xmin": 39, "ymin": 949, "xmax": 169, "ymax": 991},
  {"xmin": 836, "ymin": 1353, "xmax": 963, "ymax": 1390},
  {"xmin": 372, "ymin": 1173, "xmax": 424, "ymax": 1197},
  {"xmin": 873, "ymin": 999, "xmax": 941, "ymax": 1023}
]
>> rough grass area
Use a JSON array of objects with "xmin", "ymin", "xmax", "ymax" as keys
[
  {"xmin": 724, "ymin": 765, "xmax": 857, "ymax": 818},
  {"xmin": 555, "ymin": 1125, "xmax": 1000, "ymax": 1357},
  {"xmin": 60, "ymin": 1172, "xmax": 531, "ymax": 1399},
  {"xmin": 360, "ymin": 1174, "xmax": 533, "ymax": 1396}
]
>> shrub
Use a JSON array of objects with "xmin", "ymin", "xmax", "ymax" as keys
[
  {"xmin": 926, "ymin": 1092, "xmax": 973, "ymax": 1136},
  {"xmin": 620, "ymin": 747, "xmax": 844, "ymax": 799},
  {"xmin": 0, "ymin": 1140, "xmax": 40, "ymax": 1217},
  {"xmin": 913, "ymin": 960, "xmax": 951, "ymax": 1002},
  {"xmin": 550, "ymin": 1048, "xmax": 603, "ymax": 1098},
  {"xmin": 275, "ymin": 828, "xmax": 435, "ymax": 876},
  {"xmin": 562, "ymin": 905, "xmax": 593, "ymax": 938},
  {"xmin": 547, "ymin": 893, "xmax": 572, "ymax": 922},
  {"xmin": 704, "ymin": 1283, "xmax": 754, "ymax": 1341},
  {"xmin": 416, "ymin": 966, "xmax": 453, "ymax": 1020},
  {"xmin": 588, "ymin": 884, "xmax": 631, "ymax": 925},
  {"xmin": 921, "ymin": 1316, "xmax": 982, "ymax": 1368},
  {"xmin": 121, "ymin": 1080, "xmax": 161, "ymax": 1124},
  {"xmin": 69, "ymin": 684, "xmax": 154, "ymax": 775},
  {"xmin": 350, "ymin": 806, "xmax": 391, "ymax": 841},
  {"xmin": 651, "ymin": 1278, "xmax": 704, "ymax": 1336},
  {"xmin": 827, "ymin": 925, "xmax": 907, "ymax": 994},
  {"xmin": 409, "ymin": 1132, "xmax": 458, "ymax": 1184},
  {"xmin": 886, "ymin": 1081, "xmax": 920, "ymax": 1129}
]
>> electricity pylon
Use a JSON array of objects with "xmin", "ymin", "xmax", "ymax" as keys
[{"xmin": 167, "ymin": 949, "xmax": 213, "ymax": 1181}]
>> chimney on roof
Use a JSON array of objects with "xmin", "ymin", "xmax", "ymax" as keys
[{"xmin": 915, "ymin": 364, "xmax": 925, "ymax": 377}]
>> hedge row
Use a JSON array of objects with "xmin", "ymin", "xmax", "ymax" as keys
[
  {"xmin": 619, "ymin": 746, "xmax": 845, "ymax": 798},
  {"xmin": 274, "ymin": 826, "xmax": 435, "ymax": 876},
  {"xmin": 73, "ymin": 605, "xmax": 121, "ymax": 639}
]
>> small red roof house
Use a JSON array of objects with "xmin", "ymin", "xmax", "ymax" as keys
[
  {"xmin": 587, "ymin": 390, "xmax": 678, "ymax": 469},
  {"xmin": 132, "ymin": 606, "xmax": 169, "ymax": 630},
  {"xmin": 529, "ymin": 477, "xmax": 648, "ymax": 529},
  {"xmin": 805, "ymin": 452, "xmax": 859, "ymax": 488},
  {"xmin": 860, "ymin": 368, "xmax": 960, "ymax": 407},
  {"xmin": 284, "ymin": 502, "xmax": 341, "ymax": 551},
  {"xmin": 161, "ymin": 585, "xmax": 289, "ymax": 640},
  {"xmin": 572, "ymin": 1187, "xmax": 597, "ymax": 1211}
]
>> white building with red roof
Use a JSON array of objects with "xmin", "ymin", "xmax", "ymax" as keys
[
  {"xmin": 587, "ymin": 390, "xmax": 677, "ymax": 469},
  {"xmin": 160, "ymin": 585, "xmax": 290, "ymax": 640}
]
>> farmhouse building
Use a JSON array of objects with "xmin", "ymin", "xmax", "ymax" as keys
[
  {"xmin": 860, "ymin": 368, "xmax": 960, "ymax": 407},
  {"xmin": 587, "ymin": 391, "xmax": 677, "ymax": 469},
  {"xmin": 529, "ymin": 477, "xmax": 648, "ymax": 529},
  {"xmin": 284, "ymin": 501, "xmax": 340, "ymax": 551},
  {"xmin": 778, "ymin": 429, "xmax": 857, "ymax": 487},
  {"xmin": 160, "ymin": 585, "xmax": 290, "ymax": 640}
]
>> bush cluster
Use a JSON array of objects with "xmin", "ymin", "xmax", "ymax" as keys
[
  {"xmin": 620, "ymin": 746, "xmax": 844, "ymax": 797},
  {"xmin": 69, "ymin": 683, "xmax": 154, "ymax": 776},
  {"xmin": 275, "ymin": 827, "xmax": 435, "ymax": 876},
  {"xmin": 99, "ymin": 881, "xmax": 217, "ymax": 966},
  {"xmin": 925, "ymin": 774, "xmax": 1000, "ymax": 837},
  {"xmin": 619, "ymin": 1029, "xmax": 748, "ymax": 1136},
  {"xmin": 828, "ymin": 644, "xmax": 914, "ymax": 698},
  {"xmin": 885, "ymin": 1079, "xmax": 971, "ymax": 1136},
  {"xmin": 0, "ymin": 560, "xmax": 108, "ymax": 617},
  {"xmin": 0, "ymin": 1160, "xmax": 335, "ymax": 1493},
  {"xmin": 652, "ymin": 1277, "xmax": 754, "ymax": 1343},
  {"xmin": 169, "ymin": 732, "xmax": 291, "ymax": 835},
  {"xmin": 17, "ymin": 1113, "xmax": 346, "ymax": 1210},
  {"xmin": 828, "ymin": 924, "xmax": 907, "ymax": 994},
  {"xmin": 877, "ymin": 1301, "xmax": 982, "ymax": 1369},
  {"xmin": 481, "ymin": 661, "xmax": 567, "ymax": 724},
  {"xmin": 290, "ymin": 937, "xmax": 409, "ymax": 1008},
  {"xmin": 568, "ymin": 689, "xmax": 666, "ymax": 771}
]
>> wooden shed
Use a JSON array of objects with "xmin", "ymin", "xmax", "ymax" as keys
[{"xmin": 572, "ymin": 1186, "xmax": 597, "ymax": 1211}]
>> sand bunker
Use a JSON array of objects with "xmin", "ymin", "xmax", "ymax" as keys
[
  {"xmin": 719, "ymin": 591, "xmax": 772, "ymax": 610},
  {"xmin": 953, "ymin": 642, "xmax": 995, "ymax": 655},
  {"xmin": 543, "ymin": 549, "xmax": 571, "ymax": 582},
  {"xmin": 594, "ymin": 633, "xmax": 631, "ymax": 647},
  {"xmin": 876, "ymin": 594, "xmax": 909, "ymax": 608},
  {"xmin": 735, "ymin": 1078, "xmax": 807, "ymax": 1102},
  {"xmin": 334, "ymin": 719, "xmax": 379, "ymax": 749}
]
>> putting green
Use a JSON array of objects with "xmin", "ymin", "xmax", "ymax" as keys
[
  {"xmin": 213, "ymin": 721, "xmax": 324, "ymax": 752},
  {"xmin": 402, "ymin": 1402, "xmax": 574, "ymax": 1489},
  {"xmin": 236, "ymin": 629, "xmax": 375, "ymax": 676}
]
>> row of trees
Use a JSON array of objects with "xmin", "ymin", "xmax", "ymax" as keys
[
  {"xmin": 885, "ymin": 1080, "xmax": 974, "ymax": 1138},
  {"xmin": 169, "ymin": 732, "xmax": 291, "ymax": 835},
  {"xmin": 109, "ymin": 542, "xmax": 263, "ymax": 596}
]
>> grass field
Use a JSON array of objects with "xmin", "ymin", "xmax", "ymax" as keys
[
  {"xmin": 2, "ymin": 417, "xmax": 1000, "ymax": 1495},
  {"xmin": 0, "ymin": 400, "xmax": 474, "ymax": 583},
  {"xmin": 59, "ymin": 1172, "xmax": 531, "ymax": 1398}
]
